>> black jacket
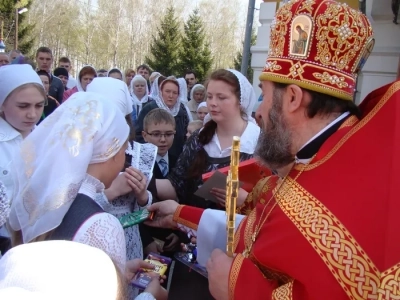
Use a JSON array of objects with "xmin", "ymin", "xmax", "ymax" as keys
[{"xmin": 49, "ymin": 75, "xmax": 64, "ymax": 104}]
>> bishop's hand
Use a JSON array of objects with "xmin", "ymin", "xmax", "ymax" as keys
[
  {"xmin": 145, "ymin": 200, "xmax": 179, "ymax": 229},
  {"xmin": 207, "ymin": 249, "xmax": 232, "ymax": 300}
]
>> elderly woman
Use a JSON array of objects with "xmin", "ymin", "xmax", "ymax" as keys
[{"xmin": 187, "ymin": 84, "xmax": 206, "ymax": 120}]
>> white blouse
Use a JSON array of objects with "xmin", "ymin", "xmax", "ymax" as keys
[
  {"xmin": 72, "ymin": 175, "xmax": 127, "ymax": 273},
  {"xmin": 203, "ymin": 121, "xmax": 260, "ymax": 158}
]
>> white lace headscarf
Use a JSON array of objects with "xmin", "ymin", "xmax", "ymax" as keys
[
  {"xmin": 129, "ymin": 75, "xmax": 149, "ymax": 110},
  {"xmin": 0, "ymin": 241, "xmax": 119, "ymax": 299},
  {"xmin": 156, "ymin": 76, "xmax": 193, "ymax": 120},
  {"xmin": 87, "ymin": 77, "xmax": 133, "ymax": 116},
  {"xmin": 177, "ymin": 77, "xmax": 188, "ymax": 104},
  {"xmin": 149, "ymin": 72, "xmax": 161, "ymax": 84},
  {"xmin": 76, "ymin": 65, "xmax": 97, "ymax": 92},
  {"xmin": 204, "ymin": 69, "xmax": 256, "ymax": 124},
  {"xmin": 8, "ymin": 92, "xmax": 129, "ymax": 243}
]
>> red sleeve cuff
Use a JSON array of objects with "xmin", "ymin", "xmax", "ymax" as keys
[{"xmin": 173, "ymin": 205, "xmax": 204, "ymax": 230}]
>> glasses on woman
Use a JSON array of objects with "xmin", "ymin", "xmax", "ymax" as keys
[{"xmin": 146, "ymin": 131, "xmax": 175, "ymax": 139}]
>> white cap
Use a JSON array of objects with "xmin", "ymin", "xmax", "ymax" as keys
[{"xmin": 0, "ymin": 65, "xmax": 44, "ymax": 106}]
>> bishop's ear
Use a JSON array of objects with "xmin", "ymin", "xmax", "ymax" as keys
[{"xmin": 283, "ymin": 84, "xmax": 304, "ymax": 114}]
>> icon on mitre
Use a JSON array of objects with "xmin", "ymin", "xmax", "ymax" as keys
[{"xmin": 290, "ymin": 15, "xmax": 313, "ymax": 57}]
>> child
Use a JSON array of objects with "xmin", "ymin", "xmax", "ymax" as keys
[
  {"xmin": 141, "ymin": 108, "xmax": 181, "ymax": 256},
  {"xmin": 186, "ymin": 120, "xmax": 203, "ymax": 138},
  {"xmin": 196, "ymin": 102, "xmax": 208, "ymax": 122},
  {"xmin": 142, "ymin": 108, "xmax": 177, "ymax": 179}
]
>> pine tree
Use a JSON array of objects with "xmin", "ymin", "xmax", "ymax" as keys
[
  {"xmin": 0, "ymin": 0, "xmax": 35, "ymax": 55},
  {"xmin": 145, "ymin": 6, "xmax": 182, "ymax": 76},
  {"xmin": 178, "ymin": 9, "xmax": 213, "ymax": 83},
  {"xmin": 234, "ymin": 29, "xmax": 257, "ymax": 83}
]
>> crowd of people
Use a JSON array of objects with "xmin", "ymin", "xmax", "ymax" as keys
[{"xmin": 1, "ymin": 0, "xmax": 400, "ymax": 299}]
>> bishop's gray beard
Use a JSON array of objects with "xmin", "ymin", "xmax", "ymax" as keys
[{"xmin": 255, "ymin": 89, "xmax": 295, "ymax": 171}]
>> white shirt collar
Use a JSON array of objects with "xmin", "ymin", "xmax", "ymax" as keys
[
  {"xmin": 156, "ymin": 153, "xmax": 169, "ymax": 165},
  {"xmin": 0, "ymin": 117, "xmax": 22, "ymax": 142},
  {"xmin": 295, "ymin": 111, "xmax": 350, "ymax": 164}
]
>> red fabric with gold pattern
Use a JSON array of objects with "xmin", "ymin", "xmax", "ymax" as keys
[
  {"xmin": 173, "ymin": 205, "xmax": 204, "ymax": 231},
  {"xmin": 260, "ymin": 0, "xmax": 374, "ymax": 101},
  {"xmin": 227, "ymin": 81, "xmax": 400, "ymax": 299}
]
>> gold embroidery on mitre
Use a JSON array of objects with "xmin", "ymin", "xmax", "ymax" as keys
[
  {"xmin": 264, "ymin": 61, "xmax": 282, "ymax": 72},
  {"xmin": 289, "ymin": 15, "xmax": 313, "ymax": 58},
  {"xmin": 269, "ymin": 3, "xmax": 295, "ymax": 57},
  {"xmin": 272, "ymin": 280, "xmax": 294, "ymax": 300},
  {"xmin": 313, "ymin": 72, "xmax": 349, "ymax": 88},
  {"xmin": 289, "ymin": 62, "xmax": 305, "ymax": 79},
  {"xmin": 353, "ymin": 37, "xmax": 375, "ymax": 74},
  {"xmin": 275, "ymin": 177, "xmax": 400, "ymax": 300},
  {"xmin": 315, "ymin": 4, "xmax": 369, "ymax": 71}
]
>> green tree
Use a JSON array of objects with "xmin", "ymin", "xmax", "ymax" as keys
[
  {"xmin": 178, "ymin": 8, "xmax": 213, "ymax": 83},
  {"xmin": 145, "ymin": 6, "xmax": 182, "ymax": 76},
  {"xmin": 0, "ymin": 0, "xmax": 35, "ymax": 55},
  {"xmin": 234, "ymin": 28, "xmax": 257, "ymax": 83}
]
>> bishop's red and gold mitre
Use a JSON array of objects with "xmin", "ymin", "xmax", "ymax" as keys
[{"xmin": 260, "ymin": 0, "xmax": 375, "ymax": 101}]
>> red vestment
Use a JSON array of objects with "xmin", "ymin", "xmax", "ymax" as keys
[{"xmin": 173, "ymin": 80, "xmax": 400, "ymax": 299}]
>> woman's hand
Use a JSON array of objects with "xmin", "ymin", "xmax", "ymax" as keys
[
  {"xmin": 125, "ymin": 167, "xmax": 148, "ymax": 206},
  {"xmin": 104, "ymin": 172, "xmax": 133, "ymax": 201},
  {"xmin": 144, "ymin": 277, "xmax": 168, "ymax": 300},
  {"xmin": 210, "ymin": 187, "xmax": 249, "ymax": 207},
  {"xmin": 125, "ymin": 259, "xmax": 154, "ymax": 282}
]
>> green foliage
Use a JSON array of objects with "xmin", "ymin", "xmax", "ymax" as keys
[
  {"xmin": 145, "ymin": 6, "xmax": 182, "ymax": 76},
  {"xmin": 178, "ymin": 8, "xmax": 213, "ymax": 83},
  {"xmin": 233, "ymin": 28, "xmax": 257, "ymax": 83},
  {"xmin": 0, "ymin": 0, "xmax": 35, "ymax": 55}
]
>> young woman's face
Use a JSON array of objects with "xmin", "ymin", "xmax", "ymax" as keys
[
  {"xmin": 102, "ymin": 141, "xmax": 128, "ymax": 188},
  {"xmin": 161, "ymin": 82, "xmax": 179, "ymax": 109},
  {"xmin": 80, "ymin": 74, "xmax": 95, "ymax": 91},
  {"xmin": 1, "ymin": 85, "xmax": 46, "ymax": 137},
  {"xmin": 39, "ymin": 75, "xmax": 50, "ymax": 94},
  {"xmin": 206, "ymin": 80, "xmax": 240, "ymax": 124},
  {"xmin": 134, "ymin": 82, "xmax": 146, "ymax": 97},
  {"xmin": 125, "ymin": 72, "xmax": 135, "ymax": 86},
  {"xmin": 197, "ymin": 107, "xmax": 208, "ymax": 121}
]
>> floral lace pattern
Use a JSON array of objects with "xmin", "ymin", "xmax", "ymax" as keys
[
  {"xmin": 0, "ymin": 181, "xmax": 9, "ymax": 228},
  {"xmin": 126, "ymin": 141, "xmax": 157, "ymax": 189}
]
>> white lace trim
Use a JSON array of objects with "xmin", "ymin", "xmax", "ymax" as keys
[
  {"xmin": 126, "ymin": 142, "xmax": 157, "ymax": 189},
  {"xmin": 0, "ymin": 181, "xmax": 9, "ymax": 228},
  {"xmin": 73, "ymin": 212, "xmax": 126, "ymax": 273},
  {"xmin": 78, "ymin": 174, "xmax": 105, "ymax": 199}
]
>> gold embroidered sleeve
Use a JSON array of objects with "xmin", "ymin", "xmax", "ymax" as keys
[{"xmin": 238, "ymin": 177, "xmax": 272, "ymax": 215}]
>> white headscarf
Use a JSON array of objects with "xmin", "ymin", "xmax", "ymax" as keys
[
  {"xmin": 196, "ymin": 101, "xmax": 207, "ymax": 112},
  {"xmin": 0, "ymin": 64, "xmax": 44, "ymax": 106},
  {"xmin": 150, "ymin": 76, "xmax": 162, "ymax": 100},
  {"xmin": 76, "ymin": 65, "xmax": 97, "ymax": 92},
  {"xmin": 87, "ymin": 77, "xmax": 133, "ymax": 116},
  {"xmin": 8, "ymin": 92, "xmax": 129, "ymax": 243},
  {"xmin": 0, "ymin": 241, "xmax": 119, "ymax": 299},
  {"xmin": 190, "ymin": 84, "xmax": 206, "ymax": 103},
  {"xmin": 204, "ymin": 69, "xmax": 256, "ymax": 124},
  {"xmin": 177, "ymin": 77, "xmax": 188, "ymax": 104},
  {"xmin": 130, "ymin": 75, "xmax": 149, "ymax": 109},
  {"xmin": 156, "ymin": 76, "xmax": 193, "ymax": 120}
]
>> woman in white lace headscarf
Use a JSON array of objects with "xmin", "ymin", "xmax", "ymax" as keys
[
  {"xmin": 0, "ymin": 241, "xmax": 167, "ymax": 300},
  {"xmin": 88, "ymin": 77, "xmax": 156, "ymax": 261},
  {"xmin": 154, "ymin": 69, "xmax": 260, "ymax": 210},
  {"xmin": 8, "ymin": 92, "xmax": 130, "ymax": 272},
  {"xmin": 130, "ymin": 75, "xmax": 152, "ymax": 117},
  {"xmin": 187, "ymin": 84, "xmax": 206, "ymax": 120},
  {"xmin": 135, "ymin": 76, "xmax": 193, "ymax": 157}
]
